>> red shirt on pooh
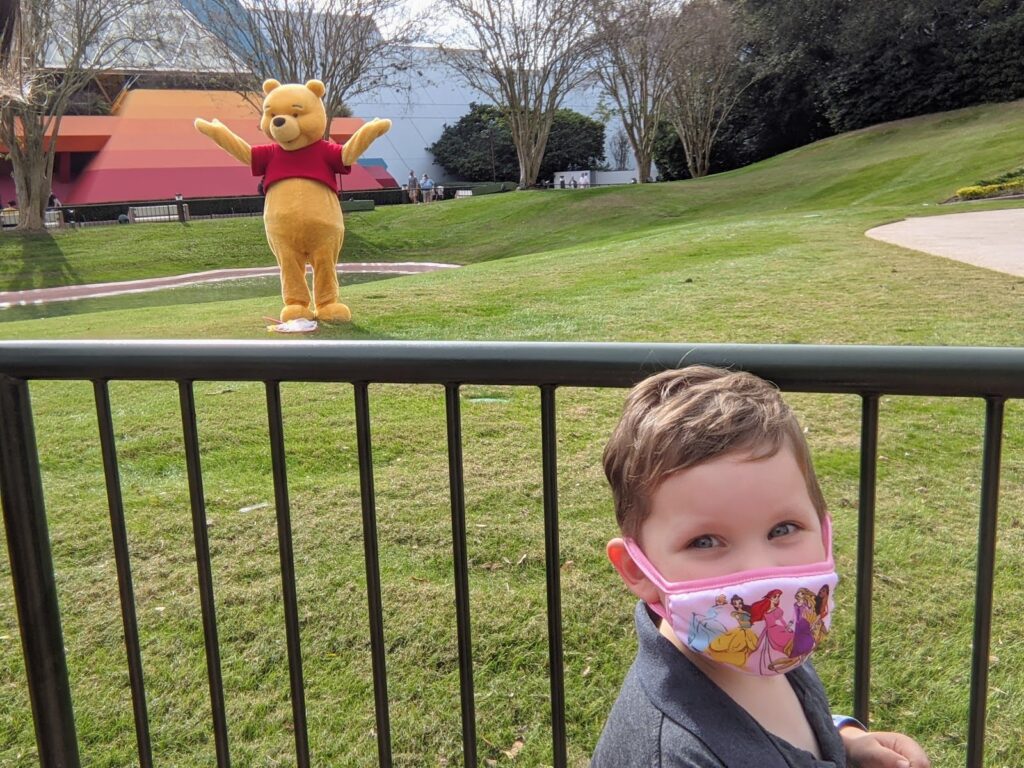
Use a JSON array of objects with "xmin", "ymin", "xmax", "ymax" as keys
[{"xmin": 251, "ymin": 139, "xmax": 352, "ymax": 193}]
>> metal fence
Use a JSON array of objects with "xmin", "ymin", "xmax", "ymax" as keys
[{"xmin": 1, "ymin": 340, "xmax": 1022, "ymax": 768}]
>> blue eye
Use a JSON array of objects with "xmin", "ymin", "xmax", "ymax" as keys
[
  {"xmin": 768, "ymin": 522, "xmax": 799, "ymax": 539},
  {"xmin": 688, "ymin": 535, "xmax": 719, "ymax": 549}
]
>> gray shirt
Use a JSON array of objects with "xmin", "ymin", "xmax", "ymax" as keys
[{"xmin": 591, "ymin": 603, "xmax": 847, "ymax": 768}]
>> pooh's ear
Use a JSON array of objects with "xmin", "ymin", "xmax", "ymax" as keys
[
  {"xmin": 305, "ymin": 79, "xmax": 326, "ymax": 99},
  {"xmin": 262, "ymin": 79, "xmax": 281, "ymax": 95}
]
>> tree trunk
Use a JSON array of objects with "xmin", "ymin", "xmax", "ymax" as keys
[
  {"xmin": 633, "ymin": 140, "xmax": 653, "ymax": 183},
  {"xmin": 2, "ymin": 110, "xmax": 55, "ymax": 232},
  {"xmin": 14, "ymin": 151, "xmax": 50, "ymax": 231},
  {"xmin": 508, "ymin": 111, "xmax": 552, "ymax": 189},
  {"xmin": 516, "ymin": 141, "xmax": 545, "ymax": 188}
]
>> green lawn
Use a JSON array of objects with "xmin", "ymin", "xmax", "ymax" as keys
[{"xmin": 1, "ymin": 99, "xmax": 1024, "ymax": 767}]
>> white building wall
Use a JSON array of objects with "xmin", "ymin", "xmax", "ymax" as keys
[{"xmin": 347, "ymin": 47, "xmax": 631, "ymax": 184}]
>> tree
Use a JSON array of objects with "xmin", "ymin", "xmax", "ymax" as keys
[
  {"xmin": 539, "ymin": 107, "xmax": 605, "ymax": 180},
  {"xmin": 609, "ymin": 125, "xmax": 631, "ymax": 170},
  {"xmin": 429, "ymin": 103, "xmax": 605, "ymax": 182},
  {"xmin": 665, "ymin": 0, "xmax": 755, "ymax": 178},
  {"xmin": 189, "ymin": 0, "xmax": 427, "ymax": 121},
  {"xmin": 816, "ymin": 0, "xmax": 1024, "ymax": 133},
  {"xmin": 589, "ymin": 0, "xmax": 683, "ymax": 182},
  {"xmin": 652, "ymin": 120, "xmax": 689, "ymax": 180},
  {"xmin": 428, "ymin": 103, "xmax": 517, "ymax": 180},
  {"xmin": 440, "ymin": 0, "xmax": 597, "ymax": 188},
  {"xmin": 0, "ymin": 0, "xmax": 158, "ymax": 231}
]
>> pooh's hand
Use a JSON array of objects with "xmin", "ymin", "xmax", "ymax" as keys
[
  {"xmin": 194, "ymin": 117, "xmax": 224, "ymax": 137},
  {"xmin": 342, "ymin": 118, "xmax": 392, "ymax": 166},
  {"xmin": 363, "ymin": 117, "xmax": 392, "ymax": 137},
  {"xmin": 194, "ymin": 118, "xmax": 252, "ymax": 166}
]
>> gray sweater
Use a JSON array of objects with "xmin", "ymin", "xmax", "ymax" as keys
[{"xmin": 590, "ymin": 603, "xmax": 847, "ymax": 768}]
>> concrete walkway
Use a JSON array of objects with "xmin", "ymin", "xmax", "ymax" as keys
[
  {"xmin": 865, "ymin": 208, "xmax": 1024, "ymax": 277},
  {"xmin": 0, "ymin": 262, "xmax": 459, "ymax": 308}
]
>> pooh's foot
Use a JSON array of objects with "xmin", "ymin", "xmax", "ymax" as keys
[
  {"xmin": 281, "ymin": 304, "xmax": 315, "ymax": 322},
  {"xmin": 315, "ymin": 302, "xmax": 352, "ymax": 323}
]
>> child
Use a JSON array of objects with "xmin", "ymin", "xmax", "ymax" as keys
[{"xmin": 592, "ymin": 366, "xmax": 929, "ymax": 768}]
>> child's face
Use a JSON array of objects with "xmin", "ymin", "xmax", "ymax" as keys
[{"xmin": 632, "ymin": 445, "xmax": 824, "ymax": 585}]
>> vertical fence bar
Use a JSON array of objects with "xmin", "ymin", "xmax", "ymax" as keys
[
  {"xmin": 265, "ymin": 382, "xmax": 310, "ymax": 768},
  {"xmin": 93, "ymin": 380, "xmax": 152, "ymax": 768},
  {"xmin": 444, "ymin": 384, "xmax": 478, "ymax": 768},
  {"xmin": 853, "ymin": 394, "xmax": 879, "ymax": 726},
  {"xmin": 353, "ymin": 382, "xmax": 392, "ymax": 768},
  {"xmin": 966, "ymin": 397, "xmax": 1003, "ymax": 768},
  {"xmin": 0, "ymin": 375, "xmax": 81, "ymax": 768},
  {"xmin": 539, "ymin": 385, "xmax": 567, "ymax": 768},
  {"xmin": 178, "ymin": 381, "xmax": 231, "ymax": 768}
]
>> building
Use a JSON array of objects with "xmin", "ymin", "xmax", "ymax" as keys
[{"xmin": 3, "ymin": 1, "xmax": 628, "ymax": 206}]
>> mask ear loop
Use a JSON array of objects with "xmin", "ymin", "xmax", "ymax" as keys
[{"xmin": 621, "ymin": 539, "xmax": 671, "ymax": 620}]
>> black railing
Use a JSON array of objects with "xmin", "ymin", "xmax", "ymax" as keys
[{"xmin": 1, "ymin": 340, "xmax": 1021, "ymax": 768}]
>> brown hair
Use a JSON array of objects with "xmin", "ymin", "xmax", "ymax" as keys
[{"xmin": 603, "ymin": 365, "xmax": 826, "ymax": 538}]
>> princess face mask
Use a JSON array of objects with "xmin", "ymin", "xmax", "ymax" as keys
[{"xmin": 623, "ymin": 518, "xmax": 838, "ymax": 676}]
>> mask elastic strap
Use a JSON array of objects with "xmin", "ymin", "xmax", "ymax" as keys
[{"xmin": 621, "ymin": 539, "xmax": 671, "ymax": 619}]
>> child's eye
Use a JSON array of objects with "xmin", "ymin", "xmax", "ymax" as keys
[
  {"xmin": 768, "ymin": 522, "xmax": 799, "ymax": 539},
  {"xmin": 687, "ymin": 534, "xmax": 721, "ymax": 550}
]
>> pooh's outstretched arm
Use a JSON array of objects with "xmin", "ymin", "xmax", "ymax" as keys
[
  {"xmin": 342, "ymin": 118, "xmax": 392, "ymax": 167},
  {"xmin": 194, "ymin": 118, "xmax": 252, "ymax": 166}
]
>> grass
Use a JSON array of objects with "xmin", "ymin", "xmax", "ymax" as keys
[{"xmin": 1, "ymin": 98, "xmax": 1024, "ymax": 766}]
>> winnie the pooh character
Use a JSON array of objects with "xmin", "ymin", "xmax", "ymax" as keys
[{"xmin": 195, "ymin": 79, "xmax": 391, "ymax": 322}]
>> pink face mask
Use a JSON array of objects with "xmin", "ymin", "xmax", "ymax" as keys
[{"xmin": 623, "ymin": 518, "xmax": 838, "ymax": 676}]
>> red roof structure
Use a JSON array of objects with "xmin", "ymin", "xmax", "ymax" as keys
[{"xmin": 0, "ymin": 89, "xmax": 398, "ymax": 206}]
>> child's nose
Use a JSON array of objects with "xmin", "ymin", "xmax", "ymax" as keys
[{"xmin": 740, "ymin": 542, "xmax": 791, "ymax": 571}]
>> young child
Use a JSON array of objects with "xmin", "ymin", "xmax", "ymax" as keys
[{"xmin": 591, "ymin": 366, "xmax": 929, "ymax": 768}]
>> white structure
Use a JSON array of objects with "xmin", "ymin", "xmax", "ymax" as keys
[
  {"xmin": 348, "ymin": 47, "xmax": 632, "ymax": 184},
  {"xmin": 553, "ymin": 169, "xmax": 640, "ymax": 187}
]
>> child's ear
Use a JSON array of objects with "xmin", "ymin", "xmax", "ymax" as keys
[{"xmin": 607, "ymin": 538, "xmax": 661, "ymax": 605}]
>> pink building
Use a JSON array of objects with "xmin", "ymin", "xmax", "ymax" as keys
[{"xmin": 0, "ymin": 89, "xmax": 398, "ymax": 206}]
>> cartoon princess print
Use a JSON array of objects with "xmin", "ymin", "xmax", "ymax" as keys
[
  {"xmin": 688, "ymin": 594, "xmax": 729, "ymax": 652},
  {"xmin": 813, "ymin": 583, "xmax": 830, "ymax": 644},
  {"xmin": 786, "ymin": 588, "xmax": 818, "ymax": 659},
  {"xmin": 706, "ymin": 594, "xmax": 760, "ymax": 667},
  {"xmin": 750, "ymin": 588, "xmax": 799, "ymax": 673}
]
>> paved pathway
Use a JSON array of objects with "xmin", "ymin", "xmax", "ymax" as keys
[
  {"xmin": 0, "ymin": 262, "xmax": 459, "ymax": 308},
  {"xmin": 865, "ymin": 208, "xmax": 1024, "ymax": 277}
]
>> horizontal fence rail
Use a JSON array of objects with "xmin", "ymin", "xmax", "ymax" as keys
[
  {"xmin": 1, "ymin": 340, "xmax": 1021, "ymax": 768},
  {"xmin": 3, "ymin": 340, "xmax": 1024, "ymax": 395}
]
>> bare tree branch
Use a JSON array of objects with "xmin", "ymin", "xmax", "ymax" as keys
[
  {"xmin": 588, "ymin": 0, "xmax": 683, "ymax": 182},
  {"xmin": 440, "ymin": 0, "xmax": 597, "ymax": 188},
  {"xmin": 196, "ymin": 0, "xmax": 430, "ymax": 122},
  {"xmin": 666, "ymin": 0, "xmax": 755, "ymax": 178},
  {"xmin": 0, "ymin": 0, "xmax": 161, "ymax": 231},
  {"xmin": 609, "ymin": 124, "xmax": 630, "ymax": 170}
]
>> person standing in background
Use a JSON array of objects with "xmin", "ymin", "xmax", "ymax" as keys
[
  {"xmin": 407, "ymin": 170, "xmax": 419, "ymax": 203},
  {"xmin": 421, "ymin": 173, "xmax": 435, "ymax": 203}
]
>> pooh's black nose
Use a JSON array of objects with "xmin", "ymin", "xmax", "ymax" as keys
[{"xmin": 273, "ymin": 117, "xmax": 285, "ymax": 127}]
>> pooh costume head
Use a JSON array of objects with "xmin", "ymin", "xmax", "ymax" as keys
[{"xmin": 194, "ymin": 79, "xmax": 392, "ymax": 323}]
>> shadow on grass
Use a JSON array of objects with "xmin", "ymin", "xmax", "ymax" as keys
[
  {"xmin": 0, "ymin": 231, "xmax": 82, "ymax": 291},
  {"xmin": 0, "ymin": 273, "xmax": 399, "ymax": 323}
]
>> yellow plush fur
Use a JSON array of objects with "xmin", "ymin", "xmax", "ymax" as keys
[{"xmin": 195, "ymin": 79, "xmax": 391, "ymax": 322}]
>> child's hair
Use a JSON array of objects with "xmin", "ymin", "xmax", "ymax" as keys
[{"xmin": 603, "ymin": 365, "xmax": 827, "ymax": 538}]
